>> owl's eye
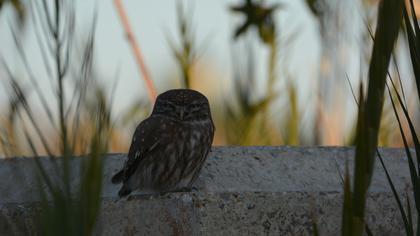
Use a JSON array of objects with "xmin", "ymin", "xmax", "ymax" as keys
[
  {"xmin": 158, "ymin": 102, "xmax": 176, "ymax": 113},
  {"xmin": 188, "ymin": 104, "xmax": 202, "ymax": 112}
]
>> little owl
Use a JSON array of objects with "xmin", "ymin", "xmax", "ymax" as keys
[{"xmin": 112, "ymin": 89, "xmax": 215, "ymax": 197}]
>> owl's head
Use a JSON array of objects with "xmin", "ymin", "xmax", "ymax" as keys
[{"xmin": 152, "ymin": 89, "xmax": 212, "ymax": 122}]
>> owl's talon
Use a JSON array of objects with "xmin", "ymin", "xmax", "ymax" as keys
[
  {"xmin": 173, "ymin": 186, "xmax": 199, "ymax": 193},
  {"xmin": 175, "ymin": 187, "xmax": 192, "ymax": 192},
  {"xmin": 190, "ymin": 186, "xmax": 199, "ymax": 192}
]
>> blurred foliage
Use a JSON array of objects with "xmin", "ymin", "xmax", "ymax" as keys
[
  {"xmin": 226, "ymin": 0, "xmax": 283, "ymax": 145},
  {"xmin": 0, "ymin": 0, "xmax": 24, "ymax": 22},
  {"xmin": 230, "ymin": 0, "xmax": 281, "ymax": 44},
  {"xmin": 0, "ymin": 0, "xmax": 115, "ymax": 234},
  {"xmin": 285, "ymin": 82, "xmax": 299, "ymax": 145},
  {"xmin": 167, "ymin": 1, "xmax": 202, "ymax": 89},
  {"xmin": 305, "ymin": 0, "xmax": 324, "ymax": 18},
  {"xmin": 224, "ymin": 44, "xmax": 277, "ymax": 145}
]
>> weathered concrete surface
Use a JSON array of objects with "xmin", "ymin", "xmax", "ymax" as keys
[{"xmin": 0, "ymin": 146, "xmax": 414, "ymax": 235}]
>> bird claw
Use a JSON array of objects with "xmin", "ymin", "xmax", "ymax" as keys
[{"xmin": 190, "ymin": 186, "xmax": 199, "ymax": 192}]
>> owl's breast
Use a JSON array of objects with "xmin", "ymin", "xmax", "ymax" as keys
[
  {"xmin": 181, "ymin": 119, "xmax": 214, "ymax": 144},
  {"xmin": 136, "ymin": 116, "xmax": 214, "ymax": 191}
]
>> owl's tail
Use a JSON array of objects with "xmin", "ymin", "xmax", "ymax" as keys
[
  {"xmin": 112, "ymin": 170, "xmax": 132, "ymax": 197},
  {"xmin": 118, "ymin": 185, "xmax": 132, "ymax": 197},
  {"xmin": 111, "ymin": 170, "xmax": 124, "ymax": 184}
]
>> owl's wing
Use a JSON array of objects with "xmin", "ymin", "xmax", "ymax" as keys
[{"xmin": 111, "ymin": 116, "xmax": 163, "ymax": 184}]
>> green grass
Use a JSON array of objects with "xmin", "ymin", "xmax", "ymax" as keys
[
  {"xmin": 376, "ymin": 1, "xmax": 420, "ymax": 233},
  {"xmin": 341, "ymin": 0, "xmax": 403, "ymax": 235}
]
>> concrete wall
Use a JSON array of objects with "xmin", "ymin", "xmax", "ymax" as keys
[{"xmin": 0, "ymin": 146, "xmax": 414, "ymax": 235}]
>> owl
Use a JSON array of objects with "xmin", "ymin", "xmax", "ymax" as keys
[{"xmin": 111, "ymin": 89, "xmax": 215, "ymax": 197}]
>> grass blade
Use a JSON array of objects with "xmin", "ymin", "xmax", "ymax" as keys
[
  {"xmin": 403, "ymin": 3, "xmax": 420, "ymax": 101},
  {"xmin": 388, "ymin": 79, "xmax": 420, "ymax": 173},
  {"xmin": 365, "ymin": 224, "xmax": 373, "ymax": 236},
  {"xmin": 350, "ymin": 0, "xmax": 403, "ymax": 234},
  {"xmin": 377, "ymin": 148, "xmax": 413, "ymax": 235},
  {"xmin": 386, "ymin": 82, "xmax": 420, "ymax": 235},
  {"xmin": 408, "ymin": 0, "xmax": 420, "ymax": 40},
  {"xmin": 406, "ymin": 191, "xmax": 414, "ymax": 235}
]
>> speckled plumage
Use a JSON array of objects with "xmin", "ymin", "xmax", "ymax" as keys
[{"xmin": 112, "ymin": 89, "xmax": 215, "ymax": 197}]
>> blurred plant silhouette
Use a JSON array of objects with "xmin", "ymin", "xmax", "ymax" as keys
[
  {"xmin": 225, "ymin": 43, "xmax": 275, "ymax": 145},
  {"xmin": 0, "ymin": 0, "xmax": 24, "ymax": 23},
  {"xmin": 230, "ymin": 0, "xmax": 281, "ymax": 44},
  {"xmin": 225, "ymin": 0, "xmax": 284, "ymax": 145},
  {"xmin": 167, "ymin": 1, "xmax": 203, "ymax": 89},
  {"xmin": 305, "ymin": 0, "xmax": 322, "ymax": 17},
  {"xmin": 0, "ymin": 0, "xmax": 114, "ymax": 234}
]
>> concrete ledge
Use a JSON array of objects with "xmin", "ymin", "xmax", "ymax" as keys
[{"xmin": 0, "ymin": 146, "xmax": 413, "ymax": 235}]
